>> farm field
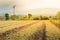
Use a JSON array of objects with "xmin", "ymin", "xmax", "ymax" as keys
[
  {"xmin": 50, "ymin": 20, "xmax": 60, "ymax": 29},
  {"xmin": 0, "ymin": 20, "xmax": 60, "ymax": 40},
  {"xmin": 50, "ymin": 20, "xmax": 60, "ymax": 23}
]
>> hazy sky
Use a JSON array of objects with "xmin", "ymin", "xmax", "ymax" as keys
[{"xmin": 0, "ymin": 0, "xmax": 60, "ymax": 16}]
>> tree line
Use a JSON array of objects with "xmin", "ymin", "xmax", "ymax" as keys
[{"xmin": 0, "ymin": 11, "xmax": 60, "ymax": 20}]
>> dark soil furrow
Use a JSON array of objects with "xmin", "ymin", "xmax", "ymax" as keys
[
  {"xmin": 0, "ymin": 21, "xmax": 39, "ymax": 40},
  {"xmin": 28, "ymin": 22, "xmax": 46, "ymax": 40}
]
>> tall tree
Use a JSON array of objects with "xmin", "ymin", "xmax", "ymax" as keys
[
  {"xmin": 49, "ymin": 16, "xmax": 53, "ymax": 20},
  {"xmin": 5, "ymin": 13, "xmax": 9, "ymax": 20},
  {"xmin": 28, "ymin": 13, "xmax": 32, "ymax": 19}
]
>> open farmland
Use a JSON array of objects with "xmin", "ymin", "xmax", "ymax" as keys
[
  {"xmin": 50, "ymin": 20, "xmax": 60, "ymax": 29},
  {"xmin": 0, "ymin": 20, "xmax": 60, "ymax": 40}
]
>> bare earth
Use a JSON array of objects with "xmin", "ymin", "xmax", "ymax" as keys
[{"xmin": 0, "ymin": 20, "xmax": 60, "ymax": 40}]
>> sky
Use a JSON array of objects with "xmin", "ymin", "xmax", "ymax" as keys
[{"xmin": 0, "ymin": 0, "xmax": 60, "ymax": 16}]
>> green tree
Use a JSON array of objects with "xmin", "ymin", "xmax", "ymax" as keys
[
  {"xmin": 28, "ymin": 13, "xmax": 32, "ymax": 19},
  {"xmin": 40, "ymin": 15, "xmax": 43, "ymax": 20},
  {"xmin": 57, "ymin": 12, "xmax": 60, "ymax": 19},
  {"xmin": 49, "ymin": 16, "xmax": 53, "ymax": 20},
  {"xmin": 49, "ymin": 16, "xmax": 52, "ymax": 18},
  {"xmin": 5, "ymin": 13, "xmax": 9, "ymax": 20}
]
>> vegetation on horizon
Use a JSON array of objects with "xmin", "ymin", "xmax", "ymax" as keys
[{"xmin": 0, "ymin": 11, "xmax": 60, "ymax": 20}]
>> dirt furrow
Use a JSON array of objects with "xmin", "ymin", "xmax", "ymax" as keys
[
  {"xmin": 28, "ymin": 22, "xmax": 47, "ymax": 40},
  {"xmin": 0, "ymin": 21, "xmax": 39, "ymax": 40},
  {"xmin": 50, "ymin": 21, "xmax": 60, "ymax": 29}
]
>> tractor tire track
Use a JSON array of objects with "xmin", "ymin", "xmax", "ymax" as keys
[
  {"xmin": 0, "ymin": 21, "xmax": 39, "ymax": 40},
  {"xmin": 46, "ymin": 21, "xmax": 60, "ymax": 40},
  {"xmin": 28, "ymin": 22, "xmax": 46, "ymax": 40}
]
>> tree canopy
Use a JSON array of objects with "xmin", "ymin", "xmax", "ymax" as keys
[{"xmin": 57, "ymin": 11, "xmax": 60, "ymax": 19}]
